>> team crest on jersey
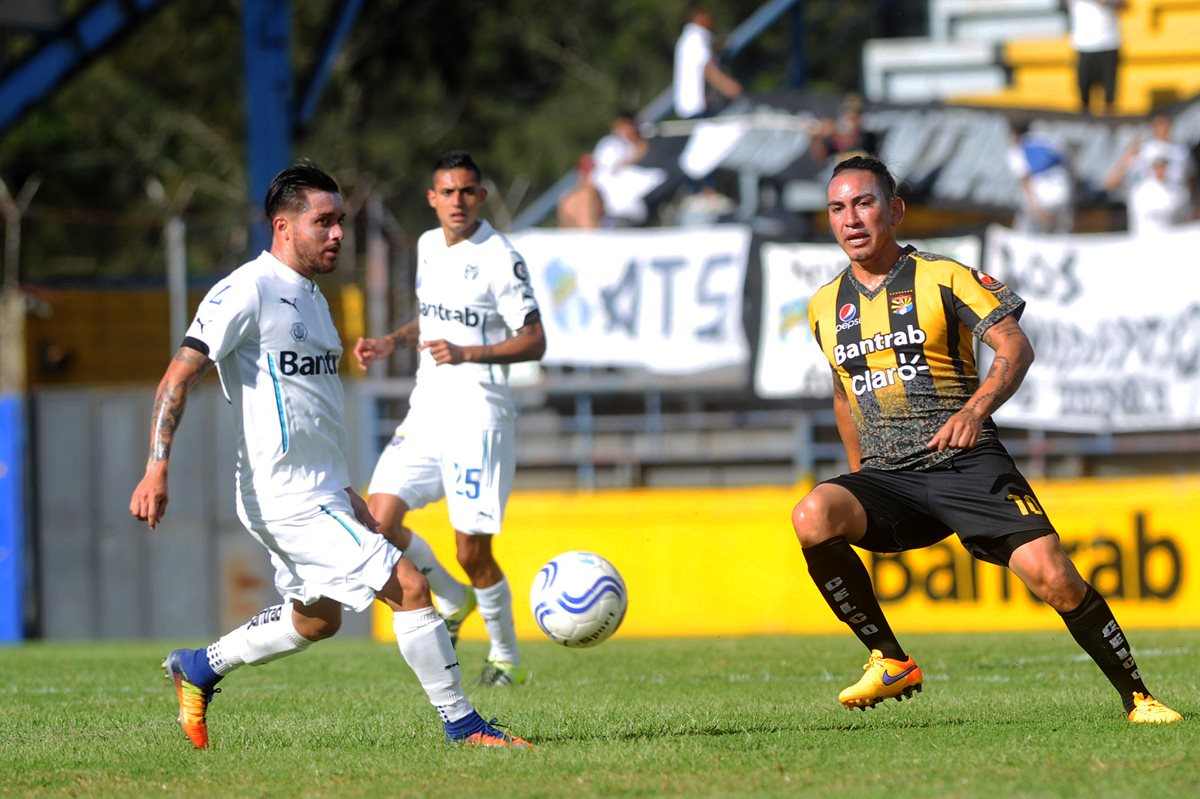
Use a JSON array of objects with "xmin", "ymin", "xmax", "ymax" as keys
[
  {"xmin": 464, "ymin": 264, "xmax": 480, "ymax": 280},
  {"xmin": 513, "ymin": 260, "xmax": 530, "ymax": 282},
  {"xmin": 290, "ymin": 322, "xmax": 308, "ymax": 342},
  {"xmin": 389, "ymin": 433, "xmax": 406, "ymax": 447},
  {"xmin": 972, "ymin": 269, "xmax": 1006, "ymax": 291},
  {"xmin": 889, "ymin": 292, "xmax": 914, "ymax": 316}
]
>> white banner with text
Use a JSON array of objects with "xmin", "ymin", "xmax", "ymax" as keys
[
  {"xmin": 755, "ymin": 236, "xmax": 982, "ymax": 399},
  {"xmin": 984, "ymin": 223, "xmax": 1200, "ymax": 431},
  {"xmin": 509, "ymin": 226, "xmax": 752, "ymax": 374}
]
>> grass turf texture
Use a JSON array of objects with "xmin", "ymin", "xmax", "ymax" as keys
[{"xmin": 1, "ymin": 631, "xmax": 1195, "ymax": 798}]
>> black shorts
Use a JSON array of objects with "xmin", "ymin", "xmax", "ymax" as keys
[
  {"xmin": 822, "ymin": 439, "xmax": 1057, "ymax": 566},
  {"xmin": 1078, "ymin": 48, "xmax": 1119, "ymax": 104}
]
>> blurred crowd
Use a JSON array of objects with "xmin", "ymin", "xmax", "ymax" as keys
[{"xmin": 556, "ymin": 2, "xmax": 1197, "ymax": 239}]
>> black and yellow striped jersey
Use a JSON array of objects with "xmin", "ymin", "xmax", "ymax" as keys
[{"xmin": 808, "ymin": 245, "xmax": 1024, "ymax": 471}]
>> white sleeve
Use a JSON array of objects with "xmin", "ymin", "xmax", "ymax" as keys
[
  {"xmin": 184, "ymin": 276, "xmax": 259, "ymax": 361},
  {"xmin": 493, "ymin": 247, "xmax": 540, "ymax": 331}
]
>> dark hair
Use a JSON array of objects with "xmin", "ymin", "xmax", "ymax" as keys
[
  {"xmin": 264, "ymin": 159, "xmax": 340, "ymax": 219},
  {"xmin": 433, "ymin": 150, "xmax": 482, "ymax": 182},
  {"xmin": 830, "ymin": 155, "xmax": 898, "ymax": 201}
]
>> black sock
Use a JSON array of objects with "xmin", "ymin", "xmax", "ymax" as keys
[
  {"xmin": 1059, "ymin": 584, "xmax": 1149, "ymax": 713},
  {"xmin": 803, "ymin": 537, "xmax": 906, "ymax": 661}
]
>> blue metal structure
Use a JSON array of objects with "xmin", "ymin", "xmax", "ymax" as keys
[
  {"xmin": 0, "ymin": 0, "xmax": 170, "ymax": 133},
  {"xmin": 0, "ymin": 395, "xmax": 25, "ymax": 642},
  {"xmin": 0, "ymin": 0, "xmax": 365, "ymax": 255}
]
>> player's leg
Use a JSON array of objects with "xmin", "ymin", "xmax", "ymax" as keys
[
  {"xmin": 163, "ymin": 597, "xmax": 335, "ymax": 749},
  {"xmin": 368, "ymin": 490, "xmax": 474, "ymax": 626},
  {"xmin": 455, "ymin": 530, "xmax": 525, "ymax": 686},
  {"xmin": 375, "ymin": 557, "xmax": 530, "ymax": 746},
  {"xmin": 445, "ymin": 428, "xmax": 525, "ymax": 686},
  {"xmin": 791, "ymin": 478, "xmax": 923, "ymax": 709},
  {"xmin": 368, "ymin": 428, "xmax": 474, "ymax": 635},
  {"xmin": 1007, "ymin": 534, "xmax": 1182, "ymax": 723}
]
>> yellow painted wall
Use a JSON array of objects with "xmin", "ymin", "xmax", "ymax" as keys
[{"xmin": 374, "ymin": 474, "xmax": 1200, "ymax": 642}]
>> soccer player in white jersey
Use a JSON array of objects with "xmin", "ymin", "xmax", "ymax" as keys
[
  {"xmin": 129, "ymin": 160, "xmax": 531, "ymax": 749},
  {"xmin": 354, "ymin": 151, "xmax": 545, "ymax": 687}
]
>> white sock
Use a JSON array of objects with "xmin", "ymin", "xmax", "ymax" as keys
[
  {"xmin": 476, "ymin": 577, "xmax": 520, "ymax": 664},
  {"xmin": 393, "ymin": 606, "xmax": 473, "ymax": 723},
  {"xmin": 207, "ymin": 604, "xmax": 312, "ymax": 674},
  {"xmin": 400, "ymin": 530, "xmax": 468, "ymax": 614}
]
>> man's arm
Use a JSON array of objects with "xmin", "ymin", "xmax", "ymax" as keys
[
  {"xmin": 421, "ymin": 315, "xmax": 547, "ymax": 366},
  {"xmin": 927, "ymin": 314, "xmax": 1034, "ymax": 452},
  {"xmin": 704, "ymin": 60, "xmax": 742, "ymax": 101},
  {"xmin": 831, "ymin": 370, "xmax": 863, "ymax": 472},
  {"xmin": 353, "ymin": 319, "xmax": 420, "ymax": 370},
  {"xmin": 129, "ymin": 346, "xmax": 215, "ymax": 529}
]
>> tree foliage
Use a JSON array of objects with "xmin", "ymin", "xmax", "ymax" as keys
[{"xmin": 0, "ymin": 0, "xmax": 893, "ymax": 283}]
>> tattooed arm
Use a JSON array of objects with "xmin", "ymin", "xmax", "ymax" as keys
[
  {"xmin": 927, "ymin": 314, "xmax": 1034, "ymax": 452},
  {"xmin": 129, "ymin": 346, "xmax": 215, "ymax": 529}
]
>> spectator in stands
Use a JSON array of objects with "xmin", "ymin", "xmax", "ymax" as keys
[
  {"xmin": 1120, "ymin": 155, "xmax": 1192, "ymax": 235},
  {"xmin": 556, "ymin": 153, "xmax": 603, "ymax": 229},
  {"xmin": 792, "ymin": 153, "xmax": 1182, "ymax": 726},
  {"xmin": 591, "ymin": 111, "xmax": 666, "ymax": 226},
  {"xmin": 1104, "ymin": 113, "xmax": 1196, "ymax": 206},
  {"xmin": 673, "ymin": 4, "xmax": 742, "ymax": 122},
  {"xmin": 1065, "ymin": 0, "xmax": 1127, "ymax": 116},
  {"xmin": 810, "ymin": 94, "xmax": 879, "ymax": 166},
  {"xmin": 1007, "ymin": 121, "xmax": 1075, "ymax": 234},
  {"xmin": 673, "ymin": 4, "xmax": 742, "ymax": 204}
]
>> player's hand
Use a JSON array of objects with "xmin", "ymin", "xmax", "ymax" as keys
[
  {"xmin": 927, "ymin": 409, "xmax": 984, "ymax": 452},
  {"xmin": 130, "ymin": 471, "xmax": 169, "ymax": 530},
  {"xmin": 420, "ymin": 339, "xmax": 465, "ymax": 365},
  {"xmin": 345, "ymin": 488, "xmax": 380, "ymax": 533},
  {"xmin": 353, "ymin": 336, "xmax": 395, "ymax": 370}
]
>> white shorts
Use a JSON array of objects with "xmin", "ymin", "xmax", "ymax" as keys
[
  {"xmin": 367, "ymin": 418, "xmax": 514, "ymax": 535},
  {"xmin": 236, "ymin": 491, "xmax": 400, "ymax": 613}
]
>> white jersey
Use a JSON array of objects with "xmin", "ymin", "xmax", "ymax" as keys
[
  {"xmin": 407, "ymin": 220, "xmax": 539, "ymax": 429},
  {"xmin": 673, "ymin": 21, "xmax": 712, "ymax": 118},
  {"xmin": 184, "ymin": 251, "xmax": 350, "ymax": 520}
]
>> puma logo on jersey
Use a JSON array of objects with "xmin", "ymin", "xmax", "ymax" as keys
[{"xmin": 280, "ymin": 297, "xmax": 300, "ymax": 312}]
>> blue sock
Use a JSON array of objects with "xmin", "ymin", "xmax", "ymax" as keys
[
  {"xmin": 443, "ymin": 711, "xmax": 486, "ymax": 740},
  {"xmin": 179, "ymin": 647, "xmax": 221, "ymax": 690}
]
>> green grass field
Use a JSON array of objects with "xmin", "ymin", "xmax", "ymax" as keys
[{"xmin": 1, "ymin": 630, "xmax": 1195, "ymax": 798}]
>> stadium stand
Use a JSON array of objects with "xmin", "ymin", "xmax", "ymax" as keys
[{"xmin": 863, "ymin": 0, "xmax": 1200, "ymax": 114}]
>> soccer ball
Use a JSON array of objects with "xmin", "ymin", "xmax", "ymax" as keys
[{"xmin": 530, "ymin": 551, "xmax": 627, "ymax": 647}]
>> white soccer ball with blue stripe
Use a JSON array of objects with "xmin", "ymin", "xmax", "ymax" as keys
[{"xmin": 530, "ymin": 551, "xmax": 627, "ymax": 647}]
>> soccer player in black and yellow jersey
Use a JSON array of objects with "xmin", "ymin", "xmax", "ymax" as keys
[{"xmin": 791, "ymin": 155, "xmax": 1181, "ymax": 723}]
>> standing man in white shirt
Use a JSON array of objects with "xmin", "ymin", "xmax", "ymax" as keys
[
  {"xmin": 354, "ymin": 151, "xmax": 545, "ymax": 688},
  {"xmin": 673, "ymin": 4, "xmax": 743, "ymax": 200},
  {"xmin": 1066, "ymin": 0, "xmax": 1127, "ymax": 116},
  {"xmin": 130, "ymin": 160, "xmax": 530, "ymax": 749},
  {"xmin": 673, "ymin": 4, "xmax": 742, "ymax": 121}
]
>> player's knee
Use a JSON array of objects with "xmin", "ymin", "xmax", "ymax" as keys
[
  {"xmin": 397, "ymin": 563, "xmax": 432, "ymax": 604},
  {"xmin": 295, "ymin": 613, "xmax": 341, "ymax": 641},
  {"xmin": 792, "ymin": 494, "xmax": 834, "ymax": 547},
  {"xmin": 456, "ymin": 537, "xmax": 495, "ymax": 576}
]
